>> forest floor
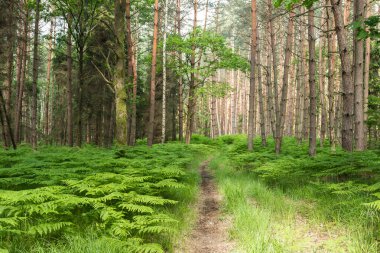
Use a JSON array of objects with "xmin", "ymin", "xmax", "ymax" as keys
[
  {"xmin": 1, "ymin": 136, "xmax": 379, "ymax": 253},
  {"xmin": 178, "ymin": 160, "xmax": 237, "ymax": 253}
]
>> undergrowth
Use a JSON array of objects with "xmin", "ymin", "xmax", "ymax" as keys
[
  {"xmin": 0, "ymin": 143, "xmax": 213, "ymax": 253},
  {"xmin": 211, "ymin": 135, "xmax": 380, "ymax": 252}
]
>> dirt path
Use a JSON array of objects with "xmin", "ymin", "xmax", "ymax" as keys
[{"xmin": 178, "ymin": 161, "xmax": 235, "ymax": 253}]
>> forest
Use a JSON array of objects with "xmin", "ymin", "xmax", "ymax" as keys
[{"xmin": 0, "ymin": 0, "xmax": 379, "ymax": 252}]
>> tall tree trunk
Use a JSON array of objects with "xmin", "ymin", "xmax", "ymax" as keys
[
  {"xmin": 114, "ymin": 0, "xmax": 127, "ymax": 145},
  {"xmin": 161, "ymin": 0, "xmax": 169, "ymax": 143},
  {"xmin": 295, "ymin": 50, "xmax": 302, "ymax": 143},
  {"xmin": 326, "ymin": 3, "xmax": 337, "ymax": 150},
  {"xmin": 270, "ymin": 0, "xmax": 279, "ymax": 132},
  {"xmin": 176, "ymin": 0, "xmax": 183, "ymax": 141},
  {"xmin": 31, "ymin": 0, "xmax": 40, "ymax": 149},
  {"xmin": 331, "ymin": 0, "xmax": 354, "ymax": 151},
  {"xmin": 248, "ymin": 0, "xmax": 257, "ymax": 151},
  {"xmin": 257, "ymin": 35, "xmax": 267, "ymax": 146},
  {"xmin": 363, "ymin": 0, "xmax": 371, "ymax": 149},
  {"xmin": 4, "ymin": 0, "xmax": 15, "ymax": 123},
  {"xmin": 308, "ymin": 9, "xmax": 317, "ymax": 156},
  {"xmin": 275, "ymin": 12, "xmax": 294, "ymax": 154},
  {"xmin": 66, "ymin": 16, "xmax": 73, "ymax": 146},
  {"xmin": 353, "ymin": 0, "xmax": 365, "ymax": 150},
  {"xmin": 185, "ymin": 0, "xmax": 197, "ymax": 144},
  {"xmin": 76, "ymin": 46, "xmax": 84, "ymax": 147},
  {"xmin": 44, "ymin": 18, "xmax": 55, "ymax": 139},
  {"xmin": 265, "ymin": 24, "xmax": 275, "ymax": 138},
  {"xmin": 126, "ymin": 0, "xmax": 138, "ymax": 146},
  {"xmin": 319, "ymin": 37, "xmax": 327, "ymax": 147},
  {"xmin": 147, "ymin": 0, "xmax": 159, "ymax": 146},
  {"xmin": 15, "ymin": 4, "xmax": 28, "ymax": 144},
  {"xmin": 301, "ymin": 8, "xmax": 309, "ymax": 141}
]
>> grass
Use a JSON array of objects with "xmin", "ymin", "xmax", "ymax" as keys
[
  {"xmin": 210, "ymin": 135, "xmax": 380, "ymax": 253},
  {"xmin": 0, "ymin": 142, "xmax": 214, "ymax": 253}
]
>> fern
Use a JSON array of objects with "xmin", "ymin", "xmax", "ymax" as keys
[{"xmin": 28, "ymin": 222, "xmax": 72, "ymax": 236}]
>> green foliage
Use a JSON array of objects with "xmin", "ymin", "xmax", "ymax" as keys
[
  {"xmin": 0, "ymin": 144, "xmax": 210, "ymax": 252},
  {"xmin": 352, "ymin": 15, "xmax": 380, "ymax": 40},
  {"xmin": 212, "ymin": 136, "xmax": 380, "ymax": 252},
  {"xmin": 167, "ymin": 28, "xmax": 249, "ymax": 86}
]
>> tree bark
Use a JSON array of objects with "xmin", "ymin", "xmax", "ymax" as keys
[
  {"xmin": 265, "ymin": 18, "xmax": 275, "ymax": 138},
  {"xmin": 363, "ymin": 0, "xmax": 371, "ymax": 148},
  {"xmin": 257, "ymin": 34, "xmax": 267, "ymax": 146},
  {"xmin": 326, "ymin": 3, "xmax": 337, "ymax": 150},
  {"xmin": 275, "ymin": 12, "xmax": 294, "ymax": 154},
  {"xmin": 31, "ymin": 0, "xmax": 41, "ymax": 149},
  {"xmin": 185, "ymin": 0, "xmax": 197, "ymax": 144},
  {"xmin": 126, "ymin": 0, "xmax": 138, "ymax": 146},
  {"xmin": 14, "ymin": 5, "xmax": 28, "ymax": 144},
  {"xmin": 248, "ymin": 0, "xmax": 257, "ymax": 151},
  {"xmin": 308, "ymin": 9, "xmax": 317, "ymax": 156},
  {"xmin": 114, "ymin": 0, "xmax": 127, "ymax": 145},
  {"xmin": 147, "ymin": 0, "xmax": 159, "ymax": 146},
  {"xmin": 161, "ymin": 0, "xmax": 169, "ymax": 143},
  {"xmin": 319, "ymin": 15, "xmax": 327, "ymax": 147},
  {"xmin": 353, "ymin": 0, "xmax": 365, "ymax": 150},
  {"xmin": 44, "ymin": 18, "xmax": 55, "ymax": 139},
  {"xmin": 331, "ymin": 0, "xmax": 354, "ymax": 151},
  {"xmin": 66, "ymin": 16, "xmax": 74, "ymax": 147},
  {"xmin": 176, "ymin": 0, "xmax": 183, "ymax": 141}
]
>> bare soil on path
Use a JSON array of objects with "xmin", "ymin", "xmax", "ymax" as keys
[{"xmin": 177, "ymin": 161, "xmax": 236, "ymax": 253}]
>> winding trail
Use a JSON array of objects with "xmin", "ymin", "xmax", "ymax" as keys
[{"xmin": 179, "ymin": 161, "xmax": 235, "ymax": 253}]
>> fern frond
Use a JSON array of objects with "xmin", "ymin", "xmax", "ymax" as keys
[
  {"xmin": 119, "ymin": 203, "xmax": 154, "ymax": 214},
  {"xmin": 28, "ymin": 222, "xmax": 72, "ymax": 236}
]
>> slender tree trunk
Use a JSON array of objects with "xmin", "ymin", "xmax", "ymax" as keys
[
  {"xmin": 301, "ymin": 8, "xmax": 309, "ymax": 141},
  {"xmin": 44, "ymin": 18, "xmax": 55, "ymax": 139},
  {"xmin": 248, "ymin": 0, "xmax": 257, "ymax": 151},
  {"xmin": 331, "ymin": 0, "xmax": 354, "ymax": 151},
  {"xmin": 295, "ymin": 52, "xmax": 302, "ymax": 143},
  {"xmin": 161, "ymin": 0, "xmax": 169, "ymax": 143},
  {"xmin": 308, "ymin": 9, "xmax": 317, "ymax": 156},
  {"xmin": 4, "ymin": 0, "xmax": 15, "ymax": 122},
  {"xmin": 185, "ymin": 0, "xmax": 197, "ymax": 144},
  {"xmin": 31, "ymin": 0, "xmax": 40, "ymax": 149},
  {"xmin": 265, "ymin": 2, "xmax": 275, "ymax": 138},
  {"xmin": 66, "ymin": 17, "xmax": 73, "ymax": 147},
  {"xmin": 326, "ymin": 3, "xmax": 337, "ymax": 150},
  {"xmin": 319, "ymin": 20, "xmax": 327, "ymax": 147},
  {"xmin": 147, "ymin": 0, "xmax": 159, "ymax": 146},
  {"xmin": 126, "ymin": 0, "xmax": 138, "ymax": 146},
  {"xmin": 353, "ymin": 0, "xmax": 365, "ymax": 150},
  {"xmin": 363, "ymin": 0, "xmax": 371, "ymax": 148},
  {"xmin": 275, "ymin": 12, "xmax": 294, "ymax": 154},
  {"xmin": 270, "ymin": 1, "xmax": 279, "ymax": 131},
  {"xmin": 257, "ymin": 37, "xmax": 267, "ymax": 146},
  {"xmin": 15, "ymin": 6, "xmax": 28, "ymax": 144},
  {"xmin": 176, "ymin": 0, "xmax": 183, "ymax": 141},
  {"xmin": 114, "ymin": 0, "xmax": 127, "ymax": 145},
  {"xmin": 76, "ymin": 47, "xmax": 85, "ymax": 147}
]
